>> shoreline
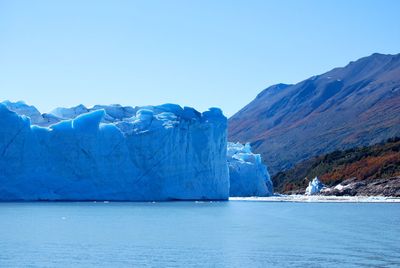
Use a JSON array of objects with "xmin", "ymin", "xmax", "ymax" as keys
[
  {"xmin": 230, "ymin": 195, "xmax": 400, "ymax": 203},
  {"xmin": 1, "ymin": 195, "xmax": 399, "ymax": 203}
]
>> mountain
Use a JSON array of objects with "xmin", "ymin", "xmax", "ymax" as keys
[
  {"xmin": 272, "ymin": 137, "xmax": 400, "ymax": 196},
  {"xmin": 229, "ymin": 53, "xmax": 400, "ymax": 174}
]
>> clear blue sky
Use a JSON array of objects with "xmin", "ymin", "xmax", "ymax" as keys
[{"xmin": 1, "ymin": 0, "xmax": 399, "ymax": 116}]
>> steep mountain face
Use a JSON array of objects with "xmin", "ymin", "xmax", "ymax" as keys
[{"xmin": 229, "ymin": 53, "xmax": 400, "ymax": 174}]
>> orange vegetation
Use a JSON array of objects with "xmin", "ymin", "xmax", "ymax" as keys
[{"xmin": 320, "ymin": 152, "xmax": 400, "ymax": 184}]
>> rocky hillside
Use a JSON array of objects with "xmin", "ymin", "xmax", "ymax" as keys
[
  {"xmin": 272, "ymin": 137, "xmax": 400, "ymax": 195},
  {"xmin": 229, "ymin": 53, "xmax": 400, "ymax": 174}
]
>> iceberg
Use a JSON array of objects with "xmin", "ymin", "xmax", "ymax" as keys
[
  {"xmin": 305, "ymin": 177, "xmax": 324, "ymax": 195},
  {"xmin": 0, "ymin": 101, "xmax": 229, "ymax": 201},
  {"xmin": 227, "ymin": 142, "xmax": 273, "ymax": 196}
]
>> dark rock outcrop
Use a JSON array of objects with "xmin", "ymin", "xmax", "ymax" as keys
[{"xmin": 320, "ymin": 176, "xmax": 400, "ymax": 197}]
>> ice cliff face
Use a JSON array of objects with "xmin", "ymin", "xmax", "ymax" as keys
[
  {"xmin": 0, "ymin": 101, "xmax": 229, "ymax": 201},
  {"xmin": 305, "ymin": 177, "xmax": 324, "ymax": 195},
  {"xmin": 227, "ymin": 142, "xmax": 273, "ymax": 196}
]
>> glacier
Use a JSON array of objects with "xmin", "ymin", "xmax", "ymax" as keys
[
  {"xmin": 227, "ymin": 142, "xmax": 273, "ymax": 196},
  {"xmin": 305, "ymin": 177, "xmax": 325, "ymax": 195},
  {"xmin": 0, "ymin": 101, "xmax": 274, "ymax": 200},
  {"xmin": 0, "ymin": 101, "xmax": 230, "ymax": 201}
]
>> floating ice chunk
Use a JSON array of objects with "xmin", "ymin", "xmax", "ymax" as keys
[{"xmin": 305, "ymin": 177, "xmax": 325, "ymax": 195}]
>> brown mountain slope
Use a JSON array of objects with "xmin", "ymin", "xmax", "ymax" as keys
[{"xmin": 228, "ymin": 53, "xmax": 400, "ymax": 174}]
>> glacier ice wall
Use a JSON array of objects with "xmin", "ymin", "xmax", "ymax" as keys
[
  {"xmin": 227, "ymin": 142, "xmax": 273, "ymax": 196},
  {"xmin": 0, "ymin": 102, "xmax": 229, "ymax": 201}
]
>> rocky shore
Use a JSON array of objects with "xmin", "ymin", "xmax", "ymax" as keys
[{"xmin": 320, "ymin": 176, "xmax": 400, "ymax": 197}]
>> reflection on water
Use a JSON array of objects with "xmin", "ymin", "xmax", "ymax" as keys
[{"xmin": 0, "ymin": 201, "xmax": 399, "ymax": 267}]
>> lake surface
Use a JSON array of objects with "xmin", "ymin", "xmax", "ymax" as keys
[{"xmin": 0, "ymin": 201, "xmax": 399, "ymax": 267}]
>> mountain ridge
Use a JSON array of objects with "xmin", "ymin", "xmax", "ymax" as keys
[{"xmin": 228, "ymin": 53, "xmax": 400, "ymax": 174}]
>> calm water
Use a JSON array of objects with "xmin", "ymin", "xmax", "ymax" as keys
[{"xmin": 0, "ymin": 201, "xmax": 399, "ymax": 267}]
